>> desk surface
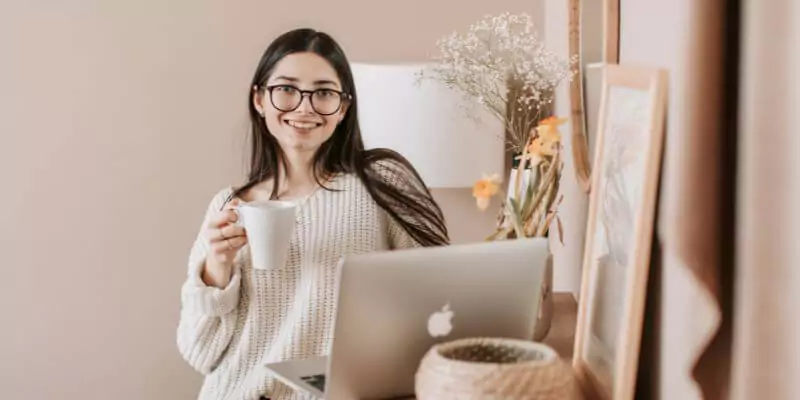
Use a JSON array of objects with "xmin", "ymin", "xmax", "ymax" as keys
[{"xmin": 541, "ymin": 292, "xmax": 578, "ymax": 360}]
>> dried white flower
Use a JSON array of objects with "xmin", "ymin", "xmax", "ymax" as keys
[{"xmin": 418, "ymin": 13, "xmax": 576, "ymax": 153}]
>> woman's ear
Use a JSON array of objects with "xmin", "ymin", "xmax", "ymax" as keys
[
  {"xmin": 338, "ymin": 100, "xmax": 350, "ymax": 122},
  {"xmin": 252, "ymin": 85, "xmax": 265, "ymax": 116}
]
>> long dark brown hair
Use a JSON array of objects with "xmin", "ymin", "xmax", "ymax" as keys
[{"xmin": 227, "ymin": 28, "xmax": 449, "ymax": 247}]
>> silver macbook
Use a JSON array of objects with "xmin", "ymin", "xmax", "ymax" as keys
[{"xmin": 263, "ymin": 238, "xmax": 549, "ymax": 399}]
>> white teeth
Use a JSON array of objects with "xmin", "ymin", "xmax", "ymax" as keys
[{"xmin": 287, "ymin": 120, "xmax": 319, "ymax": 129}]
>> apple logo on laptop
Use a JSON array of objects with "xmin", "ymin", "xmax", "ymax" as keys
[{"xmin": 427, "ymin": 303, "xmax": 454, "ymax": 338}]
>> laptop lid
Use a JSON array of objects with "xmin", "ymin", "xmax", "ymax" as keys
[{"xmin": 325, "ymin": 238, "xmax": 550, "ymax": 399}]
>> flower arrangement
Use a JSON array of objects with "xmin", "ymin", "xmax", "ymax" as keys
[
  {"xmin": 418, "ymin": 13, "xmax": 573, "ymax": 241},
  {"xmin": 417, "ymin": 12, "xmax": 576, "ymax": 154},
  {"xmin": 474, "ymin": 116, "xmax": 566, "ymax": 242}
]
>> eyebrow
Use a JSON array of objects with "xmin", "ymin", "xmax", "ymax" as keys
[{"xmin": 271, "ymin": 75, "xmax": 340, "ymax": 88}]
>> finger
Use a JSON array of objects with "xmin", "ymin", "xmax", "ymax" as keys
[
  {"xmin": 225, "ymin": 198, "xmax": 241, "ymax": 209},
  {"xmin": 207, "ymin": 227, "xmax": 225, "ymax": 243},
  {"xmin": 219, "ymin": 224, "xmax": 246, "ymax": 240},
  {"xmin": 226, "ymin": 236, "xmax": 247, "ymax": 250},
  {"xmin": 208, "ymin": 225, "xmax": 244, "ymax": 244},
  {"xmin": 211, "ymin": 237, "xmax": 246, "ymax": 255},
  {"xmin": 211, "ymin": 241, "xmax": 233, "ymax": 257},
  {"xmin": 209, "ymin": 209, "xmax": 238, "ymax": 228}
]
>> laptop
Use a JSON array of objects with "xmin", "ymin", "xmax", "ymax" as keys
[{"xmin": 264, "ymin": 238, "xmax": 549, "ymax": 399}]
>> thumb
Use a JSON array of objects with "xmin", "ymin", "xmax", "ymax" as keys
[{"xmin": 226, "ymin": 197, "xmax": 241, "ymax": 209}]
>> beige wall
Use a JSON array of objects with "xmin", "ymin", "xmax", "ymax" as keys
[{"xmin": 0, "ymin": 1, "xmax": 545, "ymax": 399}]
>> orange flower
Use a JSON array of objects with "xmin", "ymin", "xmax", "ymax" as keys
[
  {"xmin": 473, "ymin": 173, "xmax": 501, "ymax": 211},
  {"xmin": 527, "ymin": 137, "xmax": 556, "ymax": 157},
  {"xmin": 517, "ymin": 115, "xmax": 565, "ymax": 163},
  {"xmin": 536, "ymin": 116, "xmax": 567, "ymax": 143},
  {"xmin": 539, "ymin": 116, "xmax": 568, "ymax": 127},
  {"xmin": 536, "ymin": 124, "xmax": 561, "ymax": 143}
]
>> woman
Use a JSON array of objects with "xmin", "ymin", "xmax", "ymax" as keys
[{"xmin": 176, "ymin": 28, "xmax": 449, "ymax": 400}]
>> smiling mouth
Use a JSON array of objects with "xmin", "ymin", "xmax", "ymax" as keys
[{"xmin": 286, "ymin": 120, "xmax": 322, "ymax": 129}]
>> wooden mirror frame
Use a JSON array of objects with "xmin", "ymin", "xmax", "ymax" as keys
[{"xmin": 568, "ymin": 0, "xmax": 620, "ymax": 193}]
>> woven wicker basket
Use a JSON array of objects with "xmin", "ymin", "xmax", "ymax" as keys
[{"xmin": 415, "ymin": 337, "xmax": 578, "ymax": 400}]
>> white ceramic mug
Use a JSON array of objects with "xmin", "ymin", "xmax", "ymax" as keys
[{"xmin": 235, "ymin": 200, "xmax": 297, "ymax": 270}]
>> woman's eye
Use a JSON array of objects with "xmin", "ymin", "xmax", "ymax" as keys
[{"xmin": 317, "ymin": 90, "xmax": 335, "ymax": 97}]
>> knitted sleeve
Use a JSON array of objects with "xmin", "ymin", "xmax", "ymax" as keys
[{"xmin": 176, "ymin": 188, "xmax": 241, "ymax": 374}]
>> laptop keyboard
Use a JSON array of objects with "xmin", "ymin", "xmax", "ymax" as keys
[{"xmin": 300, "ymin": 374, "xmax": 326, "ymax": 392}]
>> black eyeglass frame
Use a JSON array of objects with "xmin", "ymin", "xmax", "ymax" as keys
[{"xmin": 260, "ymin": 84, "xmax": 352, "ymax": 116}]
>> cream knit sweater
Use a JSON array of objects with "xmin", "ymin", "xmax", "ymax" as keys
[{"xmin": 176, "ymin": 163, "xmax": 427, "ymax": 400}]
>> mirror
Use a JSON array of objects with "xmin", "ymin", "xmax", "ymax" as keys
[{"xmin": 568, "ymin": 0, "xmax": 620, "ymax": 192}]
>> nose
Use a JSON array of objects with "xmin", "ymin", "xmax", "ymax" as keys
[{"xmin": 296, "ymin": 93, "xmax": 315, "ymax": 114}]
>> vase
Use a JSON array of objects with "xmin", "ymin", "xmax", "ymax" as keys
[
  {"xmin": 506, "ymin": 165, "xmax": 533, "ymax": 203},
  {"xmin": 415, "ymin": 337, "xmax": 578, "ymax": 399},
  {"xmin": 533, "ymin": 252, "xmax": 554, "ymax": 341},
  {"xmin": 507, "ymin": 167, "xmax": 555, "ymax": 342}
]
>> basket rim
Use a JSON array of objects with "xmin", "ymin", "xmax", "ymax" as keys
[{"xmin": 428, "ymin": 337, "xmax": 559, "ymax": 367}]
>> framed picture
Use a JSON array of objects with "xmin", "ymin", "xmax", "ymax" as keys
[{"xmin": 573, "ymin": 64, "xmax": 667, "ymax": 400}]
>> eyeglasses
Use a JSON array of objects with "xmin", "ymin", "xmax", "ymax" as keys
[{"xmin": 262, "ymin": 84, "xmax": 351, "ymax": 116}]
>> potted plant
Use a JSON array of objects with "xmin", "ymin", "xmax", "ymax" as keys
[{"xmin": 418, "ymin": 12, "xmax": 575, "ymax": 341}]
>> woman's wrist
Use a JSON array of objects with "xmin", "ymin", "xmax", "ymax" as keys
[{"xmin": 201, "ymin": 257, "xmax": 232, "ymax": 289}]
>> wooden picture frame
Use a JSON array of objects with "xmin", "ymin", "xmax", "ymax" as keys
[
  {"xmin": 569, "ymin": 0, "xmax": 620, "ymax": 193},
  {"xmin": 572, "ymin": 64, "xmax": 667, "ymax": 400}
]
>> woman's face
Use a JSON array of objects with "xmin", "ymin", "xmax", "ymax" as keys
[{"xmin": 254, "ymin": 52, "xmax": 349, "ymax": 155}]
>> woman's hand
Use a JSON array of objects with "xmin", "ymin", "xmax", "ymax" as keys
[{"xmin": 202, "ymin": 199, "xmax": 247, "ymax": 288}]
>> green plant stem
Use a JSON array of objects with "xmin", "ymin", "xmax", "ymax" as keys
[
  {"xmin": 507, "ymin": 198, "xmax": 526, "ymax": 239},
  {"xmin": 519, "ymin": 161, "xmax": 544, "ymax": 222},
  {"xmin": 533, "ymin": 163, "xmax": 560, "ymax": 237},
  {"xmin": 521, "ymin": 151, "xmax": 560, "ymax": 224}
]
